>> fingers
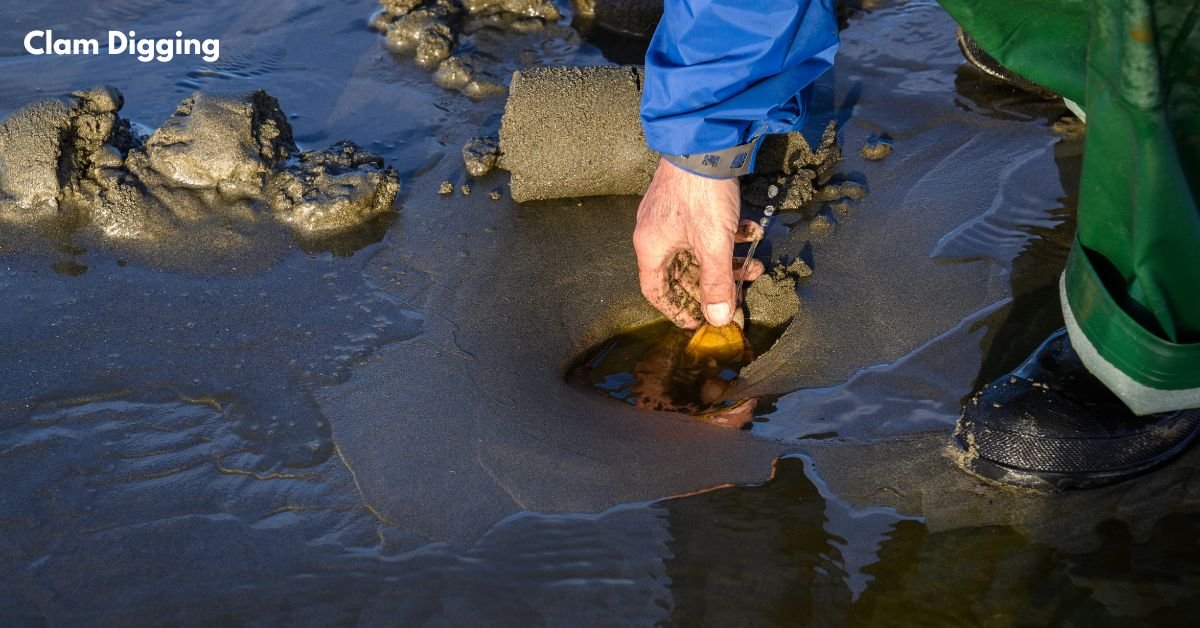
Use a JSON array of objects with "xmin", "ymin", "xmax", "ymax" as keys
[
  {"xmin": 695, "ymin": 230, "xmax": 737, "ymax": 326},
  {"xmin": 635, "ymin": 230, "xmax": 703, "ymax": 329},
  {"xmin": 638, "ymin": 257, "xmax": 700, "ymax": 329},
  {"xmin": 701, "ymin": 398, "xmax": 758, "ymax": 429},
  {"xmin": 735, "ymin": 220, "xmax": 764, "ymax": 243},
  {"xmin": 732, "ymin": 257, "xmax": 765, "ymax": 282},
  {"xmin": 636, "ymin": 161, "xmax": 757, "ymax": 330},
  {"xmin": 636, "ymin": 263, "xmax": 669, "ymax": 318},
  {"xmin": 636, "ymin": 239, "xmax": 764, "ymax": 330}
]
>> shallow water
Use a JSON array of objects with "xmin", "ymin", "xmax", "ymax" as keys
[
  {"xmin": 572, "ymin": 320, "xmax": 784, "ymax": 418},
  {"xmin": 2, "ymin": 0, "xmax": 1198, "ymax": 624}
]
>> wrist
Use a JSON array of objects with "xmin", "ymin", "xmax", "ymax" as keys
[{"xmin": 659, "ymin": 137, "xmax": 762, "ymax": 180}]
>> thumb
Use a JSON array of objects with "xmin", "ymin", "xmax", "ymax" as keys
[{"xmin": 696, "ymin": 232, "xmax": 736, "ymax": 326}]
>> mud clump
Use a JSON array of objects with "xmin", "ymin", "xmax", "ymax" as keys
[
  {"xmin": 462, "ymin": 136, "xmax": 500, "ymax": 176},
  {"xmin": 756, "ymin": 121, "xmax": 842, "ymax": 180},
  {"xmin": 129, "ymin": 91, "xmax": 294, "ymax": 197},
  {"xmin": 664, "ymin": 249, "xmax": 705, "ymax": 327},
  {"xmin": 0, "ymin": 86, "xmax": 399, "ymax": 254},
  {"xmin": 859, "ymin": 136, "xmax": 893, "ymax": 160},
  {"xmin": 371, "ymin": 0, "xmax": 561, "ymax": 98},
  {"xmin": 743, "ymin": 121, "xmax": 846, "ymax": 211},
  {"xmin": 814, "ymin": 180, "xmax": 868, "ymax": 203},
  {"xmin": 746, "ymin": 258, "xmax": 810, "ymax": 328},
  {"xmin": 499, "ymin": 65, "xmax": 659, "ymax": 202},
  {"xmin": 0, "ymin": 86, "xmax": 133, "ymax": 223},
  {"xmin": 268, "ymin": 141, "xmax": 400, "ymax": 234},
  {"xmin": 431, "ymin": 55, "xmax": 505, "ymax": 99}
]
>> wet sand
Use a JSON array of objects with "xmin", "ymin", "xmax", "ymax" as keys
[
  {"xmin": 0, "ymin": 87, "xmax": 399, "ymax": 262},
  {"xmin": 499, "ymin": 65, "xmax": 657, "ymax": 201},
  {"xmin": 321, "ymin": 192, "xmax": 785, "ymax": 542},
  {"xmin": 0, "ymin": 0, "xmax": 783, "ymax": 550},
  {"xmin": 3, "ymin": 0, "xmax": 1198, "ymax": 623}
]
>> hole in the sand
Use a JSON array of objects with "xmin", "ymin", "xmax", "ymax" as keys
[{"xmin": 569, "ymin": 320, "xmax": 788, "ymax": 428}]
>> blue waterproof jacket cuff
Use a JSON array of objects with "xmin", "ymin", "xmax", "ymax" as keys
[{"xmin": 661, "ymin": 137, "xmax": 762, "ymax": 179}]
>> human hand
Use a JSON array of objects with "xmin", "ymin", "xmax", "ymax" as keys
[{"xmin": 633, "ymin": 158, "xmax": 764, "ymax": 329}]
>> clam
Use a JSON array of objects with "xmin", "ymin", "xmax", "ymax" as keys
[{"xmin": 684, "ymin": 323, "xmax": 746, "ymax": 363}]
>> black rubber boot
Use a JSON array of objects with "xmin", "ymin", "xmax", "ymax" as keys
[
  {"xmin": 952, "ymin": 329, "xmax": 1200, "ymax": 491},
  {"xmin": 955, "ymin": 27, "xmax": 1058, "ymax": 99}
]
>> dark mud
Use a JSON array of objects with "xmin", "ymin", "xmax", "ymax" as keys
[{"xmin": 572, "ymin": 0, "xmax": 663, "ymax": 39}]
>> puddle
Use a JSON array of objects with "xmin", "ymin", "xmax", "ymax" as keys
[{"xmin": 571, "ymin": 320, "xmax": 786, "ymax": 425}]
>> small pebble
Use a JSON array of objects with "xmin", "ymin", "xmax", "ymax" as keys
[
  {"xmin": 860, "ymin": 136, "xmax": 893, "ymax": 161},
  {"xmin": 489, "ymin": 189, "xmax": 502, "ymax": 201},
  {"xmin": 462, "ymin": 136, "xmax": 499, "ymax": 177},
  {"xmin": 438, "ymin": 181, "xmax": 454, "ymax": 195},
  {"xmin": 460, "ymin": 184, "xmax": 471, "ymax": 196}
]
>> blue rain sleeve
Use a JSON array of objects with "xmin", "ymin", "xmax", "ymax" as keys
[{"xmin": 641, "ymin": 0, "xmax": 839, "ymax": 166}]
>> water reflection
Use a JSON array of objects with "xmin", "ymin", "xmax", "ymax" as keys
[
  {"xmin": 964, "ymin": 137, "xmax": 1081, "ymax": 391},
  {"xmin": 661, "ymin": 455, "xmax": 916, "ymax": 624},
  {"xmin": 844, "ymin": 512, "xmax": 1200, "ymax": 625},
  {"xmin": 659, "ymin": 454, "xmax": 1200, "ymax": 625},
  {"xmin": 4, "ymin": 404, "xmax": 1200, "ymax": 625},
  {"xmin": 572, "ymin": 320, "xmax": 789, "ymax": 426}
]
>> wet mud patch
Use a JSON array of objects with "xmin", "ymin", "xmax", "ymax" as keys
[
  {"xmin": 0, "ymin": 86, "xmax": 400, "ymax": 273},
  {"xmin": 570, "ymin": 0, "xmax": 658, "ymax": 64},
  {"xmin": 7, "ymin": 397, "xmax": 1199, "ymax": 624},
  {"xmin": 0, "ymin": 242, "xmax": 424, "ymax": 476},
  {"xmin": 571, "ymin": 319, "xmax": 789, "ymax": 427}
]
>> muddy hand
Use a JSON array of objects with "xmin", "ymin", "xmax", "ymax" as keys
[{"xmin": 633, "ymin": 158, "xmax": 765, "ymax": 329}]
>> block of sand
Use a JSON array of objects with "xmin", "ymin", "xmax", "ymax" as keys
[{"xmin": 499, "ymin": 66, "xmax": 659, "ymax": 202}]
